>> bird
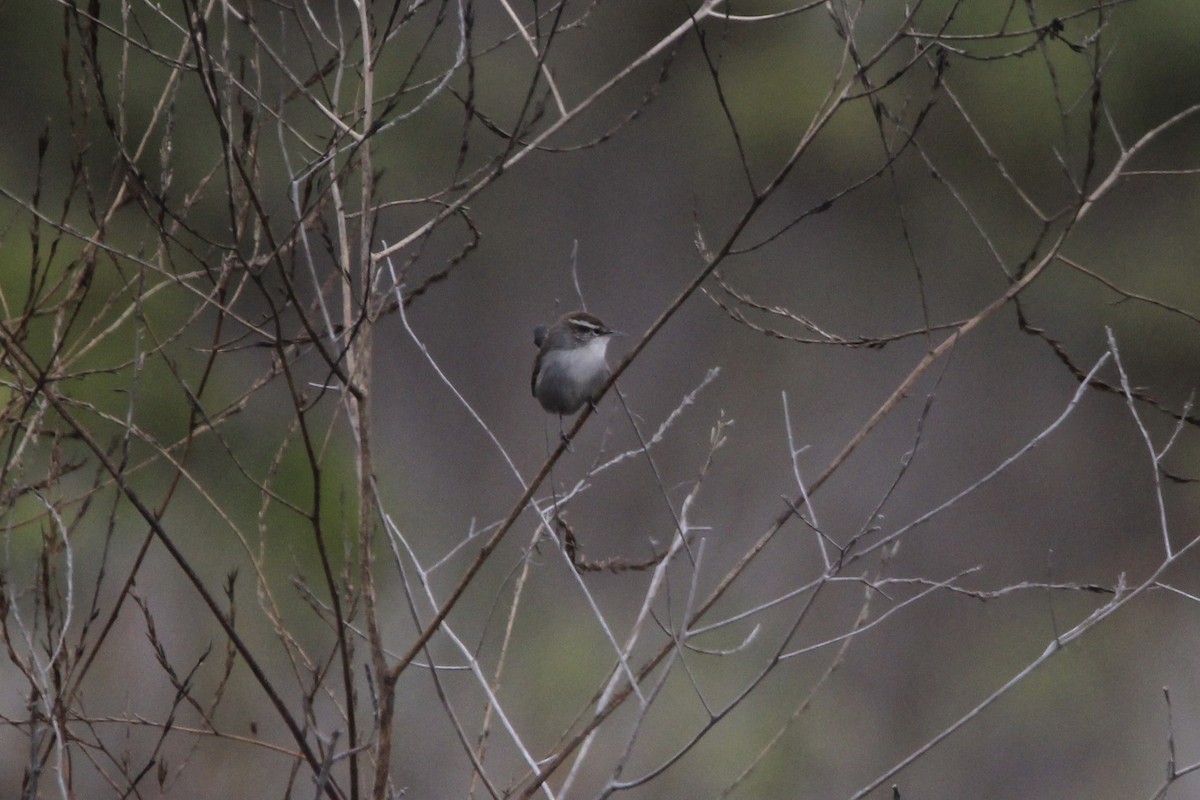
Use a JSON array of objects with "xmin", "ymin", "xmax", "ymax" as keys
[{"xmin": 531, "ymin": 311, "xmax": 623, "ymax": 433}]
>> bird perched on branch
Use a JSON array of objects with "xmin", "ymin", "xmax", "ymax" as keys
[{"xmin": 531, "ymin": 311, "xmax": 624, "ymax": 435}]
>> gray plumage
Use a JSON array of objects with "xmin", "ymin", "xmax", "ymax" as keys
[{"xmin": 531, "ymin": 311, "xmax": 620, "ymax": 415}]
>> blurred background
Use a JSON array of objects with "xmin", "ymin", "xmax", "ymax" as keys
[{"xmin": 0, "ymin": 0, "xmax": 1199, "ymax": 798}]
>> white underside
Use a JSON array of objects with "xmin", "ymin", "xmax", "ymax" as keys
[{"xmin": 535, "ymin": 337, "xmax": 611, "ymax": 414}]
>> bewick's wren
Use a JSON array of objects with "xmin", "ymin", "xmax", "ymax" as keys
[{"xmin": 531, "ymin": 311, "xmax": 623, "ymax": 418}]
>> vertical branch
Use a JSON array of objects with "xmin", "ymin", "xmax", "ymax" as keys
[{"xmin": 348, "ymin": 3, "xmax": 379, "ymax": 800}]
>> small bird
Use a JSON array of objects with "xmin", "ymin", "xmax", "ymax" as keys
[{"xmin": 531, "ymin": 311, "xmax": 623, "ymax": 424}]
